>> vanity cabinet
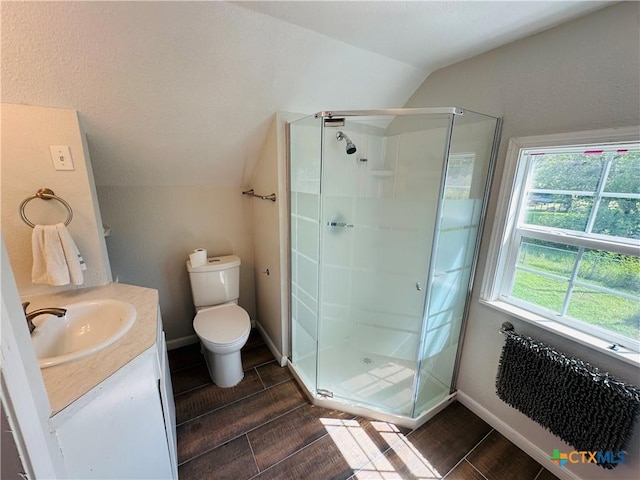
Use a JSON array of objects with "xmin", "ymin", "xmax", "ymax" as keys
[{"xmin": 53, "ymin": 311, "xmax": 177, "ymax": 479}]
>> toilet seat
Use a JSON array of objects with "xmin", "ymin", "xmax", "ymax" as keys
[{"xmin": 193, "ymin": 304, "xmax": 250, "ymax": 345}]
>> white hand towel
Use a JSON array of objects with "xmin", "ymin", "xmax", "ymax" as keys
[
  {"xmin": 31, "ymin": 223, "xmax": 85, "ymax": 286},
  {"xmin": 32, "ymin": 225, "xmax": 69, "ymax": 285},
  {"xmin": 55, "ymin": 223, "xmax": 86, "ymax": 285}
]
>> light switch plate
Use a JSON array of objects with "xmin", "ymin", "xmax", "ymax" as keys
[{"xmin": 50, "ymin": 145, "xmax": 74, "ymax": 171}]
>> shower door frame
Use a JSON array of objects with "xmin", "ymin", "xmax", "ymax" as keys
[{"xmin": 314, "ymin": 107, "xmax": 464, "ymax": 118}]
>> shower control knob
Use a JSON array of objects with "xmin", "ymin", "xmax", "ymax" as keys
[{"xmin": 416, "ymin": 282, "xmax": 422, "ymax": 291}]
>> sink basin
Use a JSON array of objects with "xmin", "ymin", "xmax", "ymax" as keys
[{"xmin": 31, "ymin": 299, "xmax": 136, "ymax": 368}]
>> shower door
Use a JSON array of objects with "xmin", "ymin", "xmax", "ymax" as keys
[
  {"xmin": 412, "ymin": 110, "xmax": 500, "ymax": 416},
  {"xmin": 315, "ymin": 114, "xmax": 454, "ymax": 416}
]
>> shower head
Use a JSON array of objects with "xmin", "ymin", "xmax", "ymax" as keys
[{"xmin": 336, "ymin": 131, "xmax": 357, "ymax": 155}]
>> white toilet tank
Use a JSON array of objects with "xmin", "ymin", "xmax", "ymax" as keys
[{"xmin": 187, "ymin": 254, "xmax": 241, "ymax": 307}]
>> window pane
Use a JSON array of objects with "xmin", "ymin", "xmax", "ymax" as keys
[
  {"xmin": 523, "ymin": 195, "xmax": 593, "ymax": 231},
  {"xmin": 566, "ymin": 288, "xmax": 640, "ymax": 341},
  {"xmin": 511, "ymin": 239, "xmax": 577, "ymax": 313},
  {"xmin": 592, "ymin": 197, "xmax": 640, "ymax": 239},
  {"xmin": 511, "ymin": 270, "xmax": 567, "ymax": 313},
  {"xmin": 577, "ymin": 251, "xmax": 640, "ymax": 297},
  {"xmin": 530, "ymin": 153, "xmax": 604, "ymax": 191},
  {"xmin": 574, "ymin": 251, "xmax": 640, "ymax": 341},
  {"xmin": 517, "ymin": 240, "xmax": 577, "ymax": 277},
  {"xmin": 604, "ymin": 152, "xmax": 640, "ymax": 194}
]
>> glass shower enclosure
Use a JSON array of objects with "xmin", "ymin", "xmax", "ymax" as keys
[{"xmin": 289, "ymin": 108, "xmax": 500, "ymax": 424}]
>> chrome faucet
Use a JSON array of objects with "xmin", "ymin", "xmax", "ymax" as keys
[{"xmin": 21, "ymin": 302, "xmax": 67, "ymax": 334}]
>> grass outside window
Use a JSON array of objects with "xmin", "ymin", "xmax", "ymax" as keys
[{"xmin": 512, "ymin": 239, "xmax": 639, "ymax": 341}]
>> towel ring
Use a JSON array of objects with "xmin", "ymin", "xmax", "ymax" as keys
[{"xmin": 19, "ymin": 188, "xmax": 73, "ymax": 228}]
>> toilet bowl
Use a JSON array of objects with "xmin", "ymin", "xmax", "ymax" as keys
[{"xmin": 193, "ymin": 303, "xmax": 251, "ymax": 387}]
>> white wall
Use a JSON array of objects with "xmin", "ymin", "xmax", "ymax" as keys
[
  {"xmin": 0, "ymin": 1, "xmax": 426, "ymax": 191},
  {"xmin": 96, "ymin": 185, "xmax": 255, "ymax": 342},
  {"xmin": 250, "ymin": 114, "xmax": 288, "ymax": 362},
  {"xmin": 0, "ymin": 1, "xmax": 428, "ymax": 346},
  {"xmin": 405, "ymin": 3, "xmax": 640, "ymax": 479},
  {"xmin": 1, "ymin": 103, "xmax": 112, "ymax": 295}
]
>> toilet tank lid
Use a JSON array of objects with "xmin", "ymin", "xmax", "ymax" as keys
[{"xmin": 187, "ymin": 254, "xmax": 241, "ymax": 272}]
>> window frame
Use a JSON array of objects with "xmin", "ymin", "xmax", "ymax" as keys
[{"xmin": 481, "ymin": 126, "xmax": 640, "ymax": 364}]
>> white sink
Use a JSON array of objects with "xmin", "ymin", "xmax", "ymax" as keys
[{"xmin": 31, "ymin": 299, "xmax": 137, "ymax": 368}]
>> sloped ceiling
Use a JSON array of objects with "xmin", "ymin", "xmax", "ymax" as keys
[
  {"xmin": 1, "ymin": 1, "xmax": 608, "ymax": 188},
  {"xmin": 237, "ymin": 1, "xmax": 610, "ymax": 71}
]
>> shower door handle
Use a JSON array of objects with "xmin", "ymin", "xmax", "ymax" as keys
[{"xmin": 327, "ymin": 221, "xmax": 354, "ymax": 228}]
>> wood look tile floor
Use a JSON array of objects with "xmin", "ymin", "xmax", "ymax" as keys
[{"xmin": 170, "ymin": 330, "xmax": 559, "ymax": 480}]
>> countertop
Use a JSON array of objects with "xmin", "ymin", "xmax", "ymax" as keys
[{"xmin": 22, "ymin": 283, "xmax": 159, "ymax": 416}]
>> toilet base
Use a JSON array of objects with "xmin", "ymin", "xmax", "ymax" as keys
[{"xmin": 202, "ymin": 344, "xmax": 244, "ymax": 388}]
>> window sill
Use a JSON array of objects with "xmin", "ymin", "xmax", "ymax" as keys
[{"xmin": 479, "ymin": 298, "xmax": 640, "ymax": 369}]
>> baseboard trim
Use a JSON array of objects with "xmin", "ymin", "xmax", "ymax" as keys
[
  {"xmin": 456, "ymin": 391, "xmax": 581, "ymax": 480},
  {"xmin": 166, "ymin": 334, "xmax": 198, "ymax": 350},
  {"xmin": 255, "ymin": 322, "xmax": 287, "ymax": 366}
]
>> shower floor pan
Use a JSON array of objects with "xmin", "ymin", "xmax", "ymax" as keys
[{"xmin": 288, "ymin": 344, "xmax": 455, "ymax": 429}]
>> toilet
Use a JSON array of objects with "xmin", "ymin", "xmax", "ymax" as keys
[{"xmin": 186, "ymin": 254, "xmax": 251, "ymax": 388}]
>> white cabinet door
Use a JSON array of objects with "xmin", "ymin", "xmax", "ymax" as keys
[{"xmin": 56, "ymin": 349, "xmax": 173, "ymax": 479}]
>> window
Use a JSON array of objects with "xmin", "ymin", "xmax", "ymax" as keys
[
  {"xmin": 482, "ymin": 128, "xmax": 640, "ymax": 355},
  {"xmin": 445, "ymin": 153, "xmax": 476, "ymax": 199}
]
